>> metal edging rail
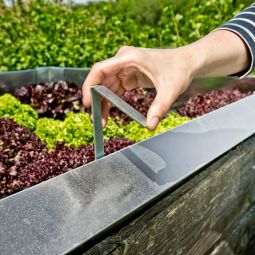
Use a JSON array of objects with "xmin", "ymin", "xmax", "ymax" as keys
[{"xmin": 91, "ymin": 85, "xmax": 147, "ymax": 159}]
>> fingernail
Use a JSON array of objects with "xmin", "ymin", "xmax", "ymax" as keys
[
  {"xmin": 150, "ymin": 117, "xmax": 159, "ymax": 131},
  {"xmin": 101, "ymin": 119, "xmax": 106, "ymax": 128}
]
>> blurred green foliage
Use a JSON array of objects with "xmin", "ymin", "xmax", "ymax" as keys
[{"xmin": 0, "ymin": 0, "xmax": 253, "ymax": 71}]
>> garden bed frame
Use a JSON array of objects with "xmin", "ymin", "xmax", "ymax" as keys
[{"xmin": 0, "ymin": 67, "xmax": 255, "ymax": 255}]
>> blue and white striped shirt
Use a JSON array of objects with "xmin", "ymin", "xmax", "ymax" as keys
[{"xmin": 217, "ymin": 3, "xmax": 255, "ymax": 77}]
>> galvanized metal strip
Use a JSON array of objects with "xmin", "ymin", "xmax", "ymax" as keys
[
  {"xmin": 92, "ymin": 85, "xmax": 147, "ymax": 127},
  {"xmin": 91, "ymin": 85, "xmax": 147, "ymax": 159},
  {"xmin": 1, "ymin": 93, "xmax": 255, "ymax": 255},
  {"xmin": 91, "ymin": 87, "xmax": 104, "ymax": 159}
]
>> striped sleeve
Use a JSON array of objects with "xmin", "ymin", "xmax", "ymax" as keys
[{"xmin": 216, "ymin": 3, "xmax": 255, "ymax": 78}]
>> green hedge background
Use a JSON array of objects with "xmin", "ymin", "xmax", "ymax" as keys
[{"xmin": 0, "ymin": 0, "xmax": 254, "ymax": 71}]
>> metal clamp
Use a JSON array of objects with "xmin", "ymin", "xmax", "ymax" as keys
[{"xmin": 91, "ymin": 85, "xmax": 147, "ymax": 159}]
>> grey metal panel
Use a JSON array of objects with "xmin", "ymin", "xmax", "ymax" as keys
[
  {"xmin": 36, "ymin": 67, "xmax": 90, "ymax": 85},
  {"xmin": 0, "ymin": 67, "xmax": 90, "ymax": 94},
  {"xmin": 63, "ymin": 67, "xmax": 90, "ymax": 86},
  {"xmin": 1, "ymin": 93, "xmax": 255, "ymax": 255},
  {"xmin": 91, "ymin": 86, "xmax": 104, "ymax": 159},
  {"xmin": 0, "ymin": 69, "xmax": 37, "ymax": 93}
]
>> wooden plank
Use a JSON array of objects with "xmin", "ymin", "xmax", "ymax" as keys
[
  {"xmin": 81, "ymin": 135, "xmax": 255, "ymax": 255},
  {"xmin": 244, "ymin": 235, "xmax": 255, "ymax": 255},
  {"xmin": 208, "ymin": 204, "xmax": 255, "ymax": 255}
]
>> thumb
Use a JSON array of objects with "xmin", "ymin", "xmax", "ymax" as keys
[{"xmin": 147, "ymin": 89, "xmax": 177, "ymax": 131}]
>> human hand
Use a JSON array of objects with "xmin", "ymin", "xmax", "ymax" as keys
[
  {"xmin": 83, "ymin": 29, "xmax": 250, "ymax": 130},
  {"xmin": 83, "ymin": 46, "xmax": 195, "ymax": 130}
]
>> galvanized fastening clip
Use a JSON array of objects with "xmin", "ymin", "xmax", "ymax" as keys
[{"xmin": 91, "ymin": 85, "xmax": 147, "ymax": 159}]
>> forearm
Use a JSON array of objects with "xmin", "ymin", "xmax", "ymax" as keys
[
  {"xmin": 182, "ymin": 3, "xmax": 255, "ymax": 79},
  {"xmin": 187, "ymin": 29, "xmax": 251, "ymax": 78}
]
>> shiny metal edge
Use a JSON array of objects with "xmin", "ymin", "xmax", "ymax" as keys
[
  {"xmin": 92, "ymin": 85, "xmax": 147, "ymax": 127},
  {"xmin": 91, "ymin": 85, "xmax": 147, "ymax": 159},
  {"xmin": 91, "ymin": 87, "xmax": 104, "ymax": 159},
  {"xmin": 0, "ymin": 92, "xmax": 255, "ymax": 255},
  {"xmin": 0, "ymin": 67, "xmax": 90, "ymax": 91}
]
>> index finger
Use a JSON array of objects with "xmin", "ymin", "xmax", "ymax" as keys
[{"xmin": 82, "ymin": 56, "xmax": 126, "ymax": 108}]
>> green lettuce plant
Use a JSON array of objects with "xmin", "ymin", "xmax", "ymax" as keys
[
  {"xmin": 35, "ymin": 112, "xmax": 93, "ymax": 149},
  {"xmin": 0, "ymin": 94, "xmax": 38, "ymax": 130},
  {"xmin": 124, "ymin": 112, "xmax": 190, "ymax": 142}
]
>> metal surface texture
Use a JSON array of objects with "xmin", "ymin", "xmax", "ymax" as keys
[
  {"xmin": 91, "ymin": 87, "xmax": 104, "ymax": 159},
  {"xmin": 91, "ymin": 85, "xmax": 147, "ymax": 159},
  {"xmin": 0, "ymin": 67, "xmax": 90, "ymax": 93},
  {"xmin": 1, "ymin": 91, "xmax": 255, "ymax": 255}
]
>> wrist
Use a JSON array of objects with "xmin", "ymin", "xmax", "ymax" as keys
[
  {"xmin": 180, "ymin": 44, "xmax": 205, "ymax": 79},
  {"xmin": 170, "ymin": 45, "xmax": 203, "ymax": 81}
]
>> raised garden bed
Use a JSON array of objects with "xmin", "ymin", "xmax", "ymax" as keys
[
  {"xmin": 0, "ymin": 68, "xmax": 253, "ymax": 199},
  {"xmin": 0, "ymin": 82, "xmax": 191, "ymax": 198},
  {"xmin": 1, "ymin": 67, "xmax": 255, "ymax": 254}
]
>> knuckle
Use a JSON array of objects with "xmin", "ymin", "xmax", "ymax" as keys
[
  {"xmin": 92, "ymin": 62, "xmax": 101, "ymax": 71},
  {"xmin": 118, "ymin": 45, "xmax": 129, "ymax": 52},
  {"xmin": 91, "ymin": 62, "xmax": 105, "ymax": 78},
  {"xmin": 117, "ymin": 45, "xmax": 135, "ymax": 55}
]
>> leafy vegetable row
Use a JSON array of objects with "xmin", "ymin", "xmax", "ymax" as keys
[
  {"xmin": 1, "ymin": 80, "xmax": 251, "ymax": 199},
  {"xmin": 15, "ymin": 81, "xmax": 156, "ymax": 124},
  {"xmin": 0, "ymin": 89, "xmax": 190, "ymax": 198},
  {"xmin": 3, "ymin": 83, "xmax": 251, "ymax": 149},
  {"xmin": 0, "ymin": 93, "xmax": 191, "ymax": 149},
  {"xmin": 0, "ymin": 118, "xmax": 133, "ymax": 198}
]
